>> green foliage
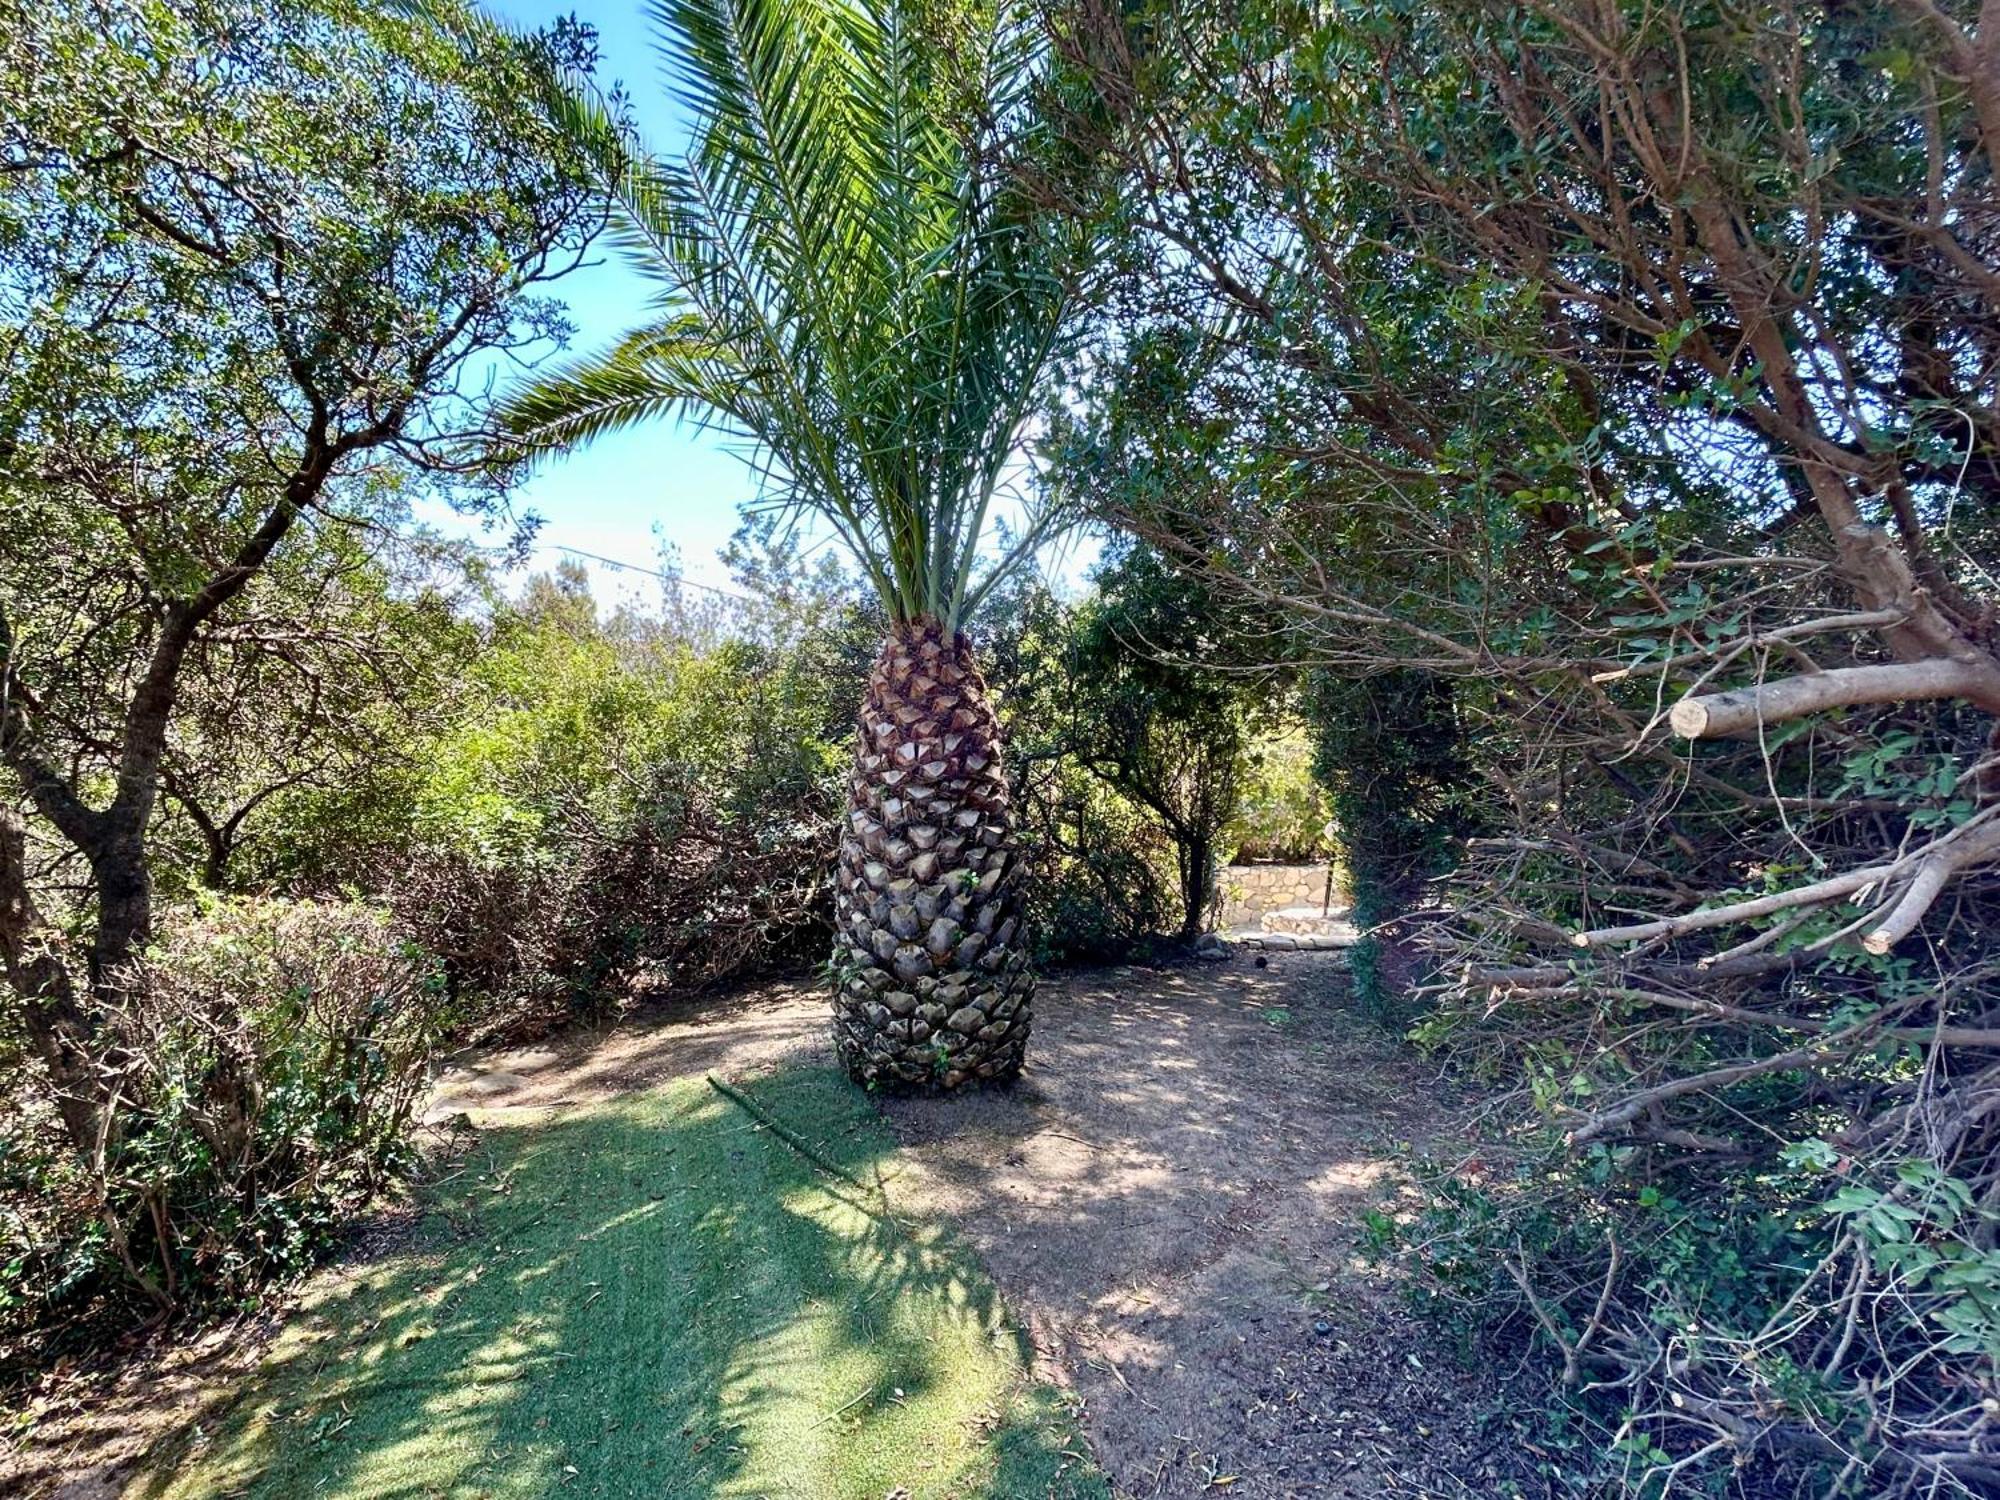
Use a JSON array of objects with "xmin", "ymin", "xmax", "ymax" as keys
[
  {"xmin": 0, "ymin": 0, "xmax": 602, "ymax": 1346},
  {"xmin": 153, "ymin": 530, "xmax": 484, "ymax": 895},
  {"xmin": 0, "ymin": 0, "xmax": 597, "ymax": 596},
  {"xmin": 1062, "ymin": 549, "xmax": 1268, "ymax": 937},
  {"xmin": 0, "ymin": 0, "xmax": 600, "ymax": 908},
  {"xmin": 1226, "ymin": 727, "xmax": 1330, "ymax": 865},
  {"xmin": 498, "ymin": 0, "xmax": 1091, "ymax": 629},
  {"xmin": 1300, "ymin": 670, "xmax": 1480, "ymax": 1022},
  {"xmin": 1821, "ymin": 1162, "xmax": 2000, "ymax": 1363},
  {"xmin": 1015, "ymin": 777, "xmax": 1178, "ymax": 964},
  {"xmin": 0, "ymin": 898, "xmax": 448, "ymax": 1357},
  {"xmin": 980, "ymin": 560, "xmax": 1262, "ymax": 950},
  {"xmin": 1303, "ymin": 670, "xmax": 1477, "ymax": 924},
  {"xmin": 381, "ymin": 567, "xmax": 866, "ymax": 1031},
  {"xmin": 1372, "ymin": 1139, "xmax": 2000, "ymax": 1497}
]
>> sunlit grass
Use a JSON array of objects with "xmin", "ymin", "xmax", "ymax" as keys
[{"xmin": 132, "ymin": 1068, "xmax": 1099, "ymax": 1499}]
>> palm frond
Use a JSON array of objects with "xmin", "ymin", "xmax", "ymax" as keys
[
  {"xmin": 493, "ymin": 318, "xmax": 748, "ymax": 452},
  {"xmin": 500, "ymin": 0, "xmax": 1085, "ymax": 630}
]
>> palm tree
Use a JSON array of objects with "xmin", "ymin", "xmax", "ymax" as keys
[{"xmin": 499, "ymin": 0, "xmax": 1081, "ymax": 1089}]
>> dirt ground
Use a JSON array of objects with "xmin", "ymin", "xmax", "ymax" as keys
[
  {"xmin": 5, "ymin": 953, "xmax": 1549, "ymax": 1499},
  {"xmin": 874, "ymin": 956, "xmax": 1547, "ymax": 1499}
]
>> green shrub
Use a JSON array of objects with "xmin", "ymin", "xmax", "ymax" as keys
[
  {"xmin": 1373, "ymin": 1118, "xmax": 2000, "ymax": 1496},
  {"xmin": 1301, "ymin": 669, "xmax": 1483, "ymax": 1024},
  {"xmin": 392, "ymin": 765, "xmax": 839, "ymax": 1037},
  {"xmin": 0, "ymin": 898, "xmax": 447, "ymax": 1358},
  {"xmin": 1015, "ymin": 779, "xmax": 1179, "ymax": 963},
  {"xmin": 370, "ymin": 585, "xmax": 861, "ymax": 1031},
  {"xmin": 1225, "ymin": 725, "xmax": 1331, "ymax": 865}
]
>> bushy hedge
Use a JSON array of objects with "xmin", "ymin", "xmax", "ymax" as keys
[
  {"xmin": 1299, "ymin": 670, "xmax": 1482, "ymax": 1023},
  {"xmin": 0, "ymin": 898, "xmax": 446, "ymax": 1363},
  {"xmin": 378, "ymin": 592, "xmax": 862, "ymax": 1034}
]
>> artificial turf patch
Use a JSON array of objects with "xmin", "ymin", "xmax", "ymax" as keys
[{"xmin": 132, "ymin": 1067, "xmax": 1101, "ymax": 1499}]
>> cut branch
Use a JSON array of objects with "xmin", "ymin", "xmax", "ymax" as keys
[
  {"xmin": 1670, "ymin": 657, "xmax": 2000, "ymax": 739},
  {"xmin": 1860, "ymin": 817, "xmax": 2000, "ymax": 955},
  {"xmin": 1572, "ymin": 860, "xmax": 1898, "ymax": 948}
]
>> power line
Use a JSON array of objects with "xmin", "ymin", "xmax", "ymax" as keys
[{"xmin": 532, "ymin": 543, "xmax": 760, "ymax": 605}]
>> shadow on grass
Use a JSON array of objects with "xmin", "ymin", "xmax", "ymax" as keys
[{"xmin": 132, "ymin": 1066, "xmax": 1099, "ymax": 1500}]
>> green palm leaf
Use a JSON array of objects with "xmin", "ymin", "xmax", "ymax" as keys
[{"xmin": 492, "ymin": 0, "xmax": 1083, "ymax": 631}]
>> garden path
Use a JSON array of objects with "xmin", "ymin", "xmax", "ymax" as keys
[
  {"xmin": 13, "ymin": 955, "xmax": 1550, "ymax": 1499},
  {"xmin": 429, "ymin": 953, "xmax": 1546, "ymax": 1498}
]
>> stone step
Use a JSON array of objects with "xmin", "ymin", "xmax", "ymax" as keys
[{"xmin": 1259, "ymin": 905, "xmax": 1353, "ymax": 935}]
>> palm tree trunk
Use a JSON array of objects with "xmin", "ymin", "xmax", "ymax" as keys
[{"xmin": 832, "ymin": 617, "xmax": 1033, "ymax": 1089}]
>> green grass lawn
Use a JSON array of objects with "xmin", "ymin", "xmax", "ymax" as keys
[{"xmin": 132, "ymin": 1067, "xmax": 1101, "ymax": 1500}]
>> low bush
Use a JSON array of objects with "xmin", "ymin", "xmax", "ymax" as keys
[
  {"xmin": 377, "ymin": 584, "xmax": 859, "ymax": 1033},
  {"xmin": 1014, "ymin": 776, "xmax": 1179, "ymax": 963},
  {"xmin": 0, "ymin": 898, "xmax": 447, "ymax": 1364},
  {"xmin": 392, "ymin": 767, "xmax": 838, "ymax": 1039},
  {"xmin": 1374, "ymin": 1129, "xmax": 2000, "ymax": 1498}
]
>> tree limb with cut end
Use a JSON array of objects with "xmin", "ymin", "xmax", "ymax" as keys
[
  {"xmin": 1670, "ymin": 657, "xmax": 2000, "ymax": 739},
  {"xmin": 1568, "ymin": 1041, "xmax": 1835, "ymax": 1146},
  {"xmin": 1571, "ymin": 860, "xmax": 1899, "ymax": 949},
  {"xmin": 1572, "ymin": 811, "xmax": 2000, "ymax": 954},
  {"xmin": 1860, "ymin": 816, "xmax": 2000, "ymax": 955}
]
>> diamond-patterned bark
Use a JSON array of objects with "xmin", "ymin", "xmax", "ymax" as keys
[{"xmin": 831, "ymin": 618, "xmax": 1032, "ymax": 1090}]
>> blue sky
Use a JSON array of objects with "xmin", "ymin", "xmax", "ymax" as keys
[{"xmin": 420, "ymin": 0, "xmax": 1097, "ymax": 614}]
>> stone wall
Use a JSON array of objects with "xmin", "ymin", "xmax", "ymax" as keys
[{"xmin": 1216, "ymin": 862, "xmax": 1339, "ymax": 929}]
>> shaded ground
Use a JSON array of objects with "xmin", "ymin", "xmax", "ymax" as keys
[
  {"xmin": 8, "ymin": 956, "xmax": 1545, "ymax": 1499},
  {"xmin": 129, "ymin": 1069, "xmax": 1099, "ymax": 1500},
  {"xmin": 422, "ymin": 954, "xmax": 1545, "ymax": 1497}
]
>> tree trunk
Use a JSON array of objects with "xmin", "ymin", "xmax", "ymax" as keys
[
  {"xmin": 1178, "ymin": 828, "xmax": 1215, "ymax": 939},
  {"xmin": 831, "ymin": 618, "xmax": 1033, "ymax": 1090}
]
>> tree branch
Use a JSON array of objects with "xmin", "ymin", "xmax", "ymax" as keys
[
  {"xmin": 1860, "ymin": 816, "xmax": 2000, "ymax": 955},
  {"xmin": 1671, "ymin": 657, "xmax": 2000, "ymax": 739}
]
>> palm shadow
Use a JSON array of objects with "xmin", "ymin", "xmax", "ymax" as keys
[{"xmin": 131, "ymin": 1065, "xmax": 1091, "ymax": 1499}]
